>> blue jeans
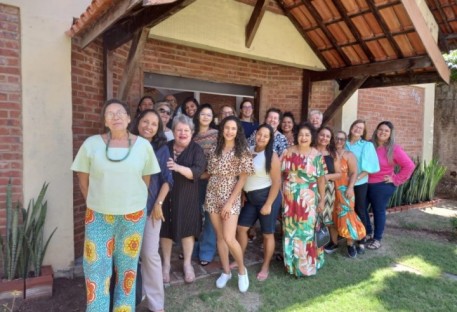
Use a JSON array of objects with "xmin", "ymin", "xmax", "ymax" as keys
[
  {"xmin": 366, "ymin": 182, "xmax": 396, "ymax": 241},
  {"xmin": 193, "ymin": 179, "xmax": 216, "ymax": 262}
]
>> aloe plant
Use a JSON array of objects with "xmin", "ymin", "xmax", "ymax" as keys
[
  {"xmin": 388, "ymin": 158, "xmax": 446, "ymax": 208},
  {"xmin": 0, "ymin": 179, "xmax": 57, "ymax": 280},
  {"xmin": 0, "ymin": 178, "xmax": 25, "ymax": 280}
]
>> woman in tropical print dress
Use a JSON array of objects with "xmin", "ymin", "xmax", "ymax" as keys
[
  {"xmin": 328, "ymin": 130, "xmax": 366, "ymax": 258},
  {"xmin": 281, "ymin": 122, "xmax": 326, "ymax": 277}
]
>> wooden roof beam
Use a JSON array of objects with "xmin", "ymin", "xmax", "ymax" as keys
[
  {"xmin": 117, "ymin": 27, "xmax": 149, "ymax": 101},
  {"xmin": 310, "ymin": 55, "xmax": 432, "ymax": 81},
  {"xmin": 104, "ymin": 0, "xmax": 196, "ymax": 51},
  {"xmin": 402, "ymin": 0, "xmax": 450, "ymax": 84},
  {"xmin": 76, "ymin": 0, "xmax": 142, "ymax": 49},
  {"xmin": 360, "ymin": 72, "xmax": 444, "ymax": 88},
  {"xmin": 323, "ymin": 76, "xmax": 367, "ymax": 125},
  {"xmin": 245, "ymin": 0, "xmax": 269, "ymax": 48}
]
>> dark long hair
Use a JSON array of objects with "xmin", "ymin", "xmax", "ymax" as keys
[
  {"xmin": 215, "ymin": 116, "xmax": 248, "ymax": 158},
  {"xmin": 193, "ymin": 103, "xmax": 217, "ymax": 138},
  {"xmin": 295, "ymin": 122, "xmax": 317, "ymax": 147},
  {"xmin": 255, "ymin": 124, "xmax": 274, "ymax": 174},
  {"xmin": 180, "ymin": 96, "xmax": 199, "ymax": 117},
  {"xmin": 279, "ymin": 111, "xmax": 297, "ymax": 134},
  {"xmin": 372, "ymin": 121, "xmax": 395, "ymax": 164},
  {"xmin": 317, "ymin": 126, "xmax": 337, "ymax": 158},
  {"xmin": 130, "ymin": 109, "xmax": 167, "ymax": 150}
]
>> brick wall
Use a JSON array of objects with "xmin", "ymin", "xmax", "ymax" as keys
[
  {"xmin": 71, "ymin": 38, "xmax": 105, "ymax": 257},
  {"xmin": 358, "ymin": 86, "xmax": 424, "ymax": 157},
  {"xmin": 200, "ymin": 93, "xmax": 236, "ymax": 117},
  {"xmin": 0, "ymin": 4, "xmax": 22, "ymax": 234}
]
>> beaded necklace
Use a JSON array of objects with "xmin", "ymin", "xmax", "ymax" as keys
[{"xmin": 105, "ymin": 131, "xmax": 132, "ymax": 162}]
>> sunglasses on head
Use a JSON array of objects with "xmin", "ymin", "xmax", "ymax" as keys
[{"xmin": 159, "ymin": 108, "xmax": 171, "ymax": 116}]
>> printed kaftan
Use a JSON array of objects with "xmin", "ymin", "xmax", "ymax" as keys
[{"xmin": 281, "ymin": 150, "xmax": 325, "ymax": 277}]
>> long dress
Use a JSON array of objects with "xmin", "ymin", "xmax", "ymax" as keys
[
  {"xmin": 160, "ymin": 141, "xmax": 206, "ymax": 240},
  {"xmin": 281, "ymin": 149, "xmax": 325, "ymax": 277},
  {"xmin": 333, "ymin": 155, "xmax": 366, "ymax": 240},
  {"xmin": 322, "ymin": 155, "xmax": 335, "ymax": 225}
]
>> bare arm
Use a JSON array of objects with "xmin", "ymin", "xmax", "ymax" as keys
[
  {"xmin": 167, "ymin": 158, "xmax": 194, "ymax": 180},
  {"xmin": 77, "ymin": 172, "xmax": 89, "ymax": 201},
  {"xmin": 152, "ymin": 182, "xmax": 170, "ymax": 221},
  {"xmin": 260, "ymin": 153, "xmax": 281, "ymax": 215},
  {"xmin": 221, "ymin": 173, "xmax": 249, "ymax": 220},
  {"xmin": 142, "ymin": 175, "xmax": 151, "ymax": 187},
  {"xmin": 317, "ymin": 175, "xmax": 326, "ymax": 213}
]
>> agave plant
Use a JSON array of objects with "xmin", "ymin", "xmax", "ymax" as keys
[
  {"xmin": 388, "ymin": 158, "xmax": 446, "ymax": 208},
  {"xmin": 0, "ymin": 179, "xmax": 25, "ymax": 280}
]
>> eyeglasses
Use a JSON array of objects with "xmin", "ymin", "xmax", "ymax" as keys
[
  {"xmin": 105, "ymin": 111, "xmax": 128, "ymax": 120},
  {"xmin": 335, "ymin": 137, "xmax": 346, "ymax": 141},
  {"xmin": 159, "ymin": 108, "xmax": 171, "ymax": 116}
]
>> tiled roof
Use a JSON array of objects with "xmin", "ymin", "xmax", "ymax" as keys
[{"xmin": 66, "ymin": 0, "xmax": 117, "ymax": 37}]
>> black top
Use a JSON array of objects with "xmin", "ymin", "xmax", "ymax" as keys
[{"xmin": 324, "ymin": 155, "xmax": 335, "ymax": 174}]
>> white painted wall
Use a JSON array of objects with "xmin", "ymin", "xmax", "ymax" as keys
[
  {"xmin": 150, "ymin": 0, "xmax": 325, "ymax": 70},
  {"xmin": 418, "ymin": 83, "xmax": 435, "ymax": 161},
  {"xmin": 3, "ymin": 0, "xmax": 91, "ymax": 275}
]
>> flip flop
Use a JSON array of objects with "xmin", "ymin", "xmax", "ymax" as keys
[
  {"xmin": 199, "ymin": 260, "xmax": 211, "ymax": 266},
  {"xmin": 256, "ymin": 271, "xmax": 269, "ymax": 282}
]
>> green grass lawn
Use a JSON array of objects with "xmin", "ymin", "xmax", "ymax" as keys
[{"xmin": 162, "ymin": 209, "xmax": 457, "ymax": 312}]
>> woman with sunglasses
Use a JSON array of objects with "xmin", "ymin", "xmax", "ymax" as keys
[
  {"xmin": 155, "ymin": 101, "xmax": 174, "ymax": 141},
  {"xmin": 192, "ymin": 104, "xmax": 218, "ymax": 266},
  {"xmin": 328, "ymin": 131, "xmax": 366, "ymax": 258}
]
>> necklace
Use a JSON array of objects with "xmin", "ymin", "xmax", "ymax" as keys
[
  {"xmin": 105, "ymin": 131, "xmax": 132, "ymax": 162},
  {"xmin": 336, "ymin": 149, "xmax": 345, "ymax": 158}
]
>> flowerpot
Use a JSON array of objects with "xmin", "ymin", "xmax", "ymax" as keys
[
  {"xmin": 25, "ymin": 265, "xmax": 53, "ymax": 300},
  {"xmin": 0, "ymin": 278, "xmax": 24, "ymax": 300}
]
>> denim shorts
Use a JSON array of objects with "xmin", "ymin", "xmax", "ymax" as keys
[{"xmin": 238, "ymin": 186, "xmax": 281, "ymax": 234}]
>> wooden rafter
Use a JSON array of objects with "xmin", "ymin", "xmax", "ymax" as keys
[
  {"xmin": 360, "ymin": 72, "xmax": 443, "ymax": 89},
  {"xmin": 402, "ymin": 0, "xmax": 450, "ymax": 83},
  {"xmin": 117, "ymin": 28, "xmax": 150, "ymax": 101},
  {"xmin": 433, "ymin": 0, "xmax": 453, "ymax": 33},
  {"xmin": 310, "ymin": 56, "xmax": 432, "ymax": 81},
  {"xmin": 301, "ymin": 0, "xmax": 352, "ymax": 66},
  {"xmin": 366, "ymin": 0, "xmax": 403, "ymax": 58},
  {"xmin": 104, "ymin": 0, "xmax": 196, "ymax": 51},
  {"xmin": 245, "ymin": 0, "xmax": 269, "ymax": 48},
  {"xmin": 332, "ymin": 0, "xmax": 375, "ymax": 62},
  {"xmin": 323, "ymin": 77, "xmax": 367, "ymax": 125},
  {"xmin": 77, "ymin": 0, "xmax": 142, "ymax": 48},
  {"xmin": 282, "ymin": 9, "xmax": 330, "ymax": 68}
]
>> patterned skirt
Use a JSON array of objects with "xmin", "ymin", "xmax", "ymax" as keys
[{"xmin": 322, "ymin": 181, "xmax": 335, "ymax": 225}]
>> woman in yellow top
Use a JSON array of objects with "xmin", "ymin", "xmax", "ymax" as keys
[{"xmin": 72, "ymin": 99, "xmax": 158, "ymax": 312}]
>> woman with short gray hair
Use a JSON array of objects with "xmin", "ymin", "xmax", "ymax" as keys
[{"xmin": 160, "ymin": 114, "xmax": 206, "ymax": 284}]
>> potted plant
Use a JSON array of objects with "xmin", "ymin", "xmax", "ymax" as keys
[
  {"xmin": 0, "ymin": 179, "xmax": 57, "ymax": 300},
  {"xmin": 0, "ymin": 179, "xmax": 26, "ymax": 300}
]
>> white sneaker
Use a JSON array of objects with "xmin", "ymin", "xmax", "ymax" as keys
[
  {"xmin": 216, "ymin": 272, "xmax": 232, "ymax": 288},
  {"xmin": 238, "ymin": 268, "xmax": 249, "ymax": 293}
]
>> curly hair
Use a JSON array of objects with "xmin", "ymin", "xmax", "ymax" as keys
[
  {"xmin": 295, "ymin": 122, "xmax": 317, "ymax": 147},
  {"xmin": 130, "ymin": 109, "xmax": 167, "ymax": 150},
  {"xmin": 215, "ymin": 116, "xmax": 248, "ymax": 158}
]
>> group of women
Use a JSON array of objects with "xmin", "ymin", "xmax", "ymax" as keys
[{"xmin": 72, "ymin": 97, "xmax": 415, "ymax": 311}]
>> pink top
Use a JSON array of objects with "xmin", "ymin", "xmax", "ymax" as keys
[{"xmin": 368, "ymin": 144, "xmax": 415, "ymax": 186}]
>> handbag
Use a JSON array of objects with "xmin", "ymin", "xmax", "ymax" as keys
[{"xmin": 315, "ymin": 214, "xmax": 330, "ymax": 248}]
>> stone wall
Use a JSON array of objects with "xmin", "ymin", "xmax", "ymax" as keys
[{"xmin": 434, "ymin": 81, "xmax": 457, "ymax": 197}]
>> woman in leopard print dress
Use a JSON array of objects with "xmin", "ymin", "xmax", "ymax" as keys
[{"xmin": 205, "ymin": 116, "xmax": 254, "ymax": 293}]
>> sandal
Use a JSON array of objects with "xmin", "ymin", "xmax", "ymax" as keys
[
  {"xmin": 366, "ymin": 239, "xmax": 382, "ymax": 250},
  {"xmin": 256, "ymin": 271, "xmax": 269, "ymax": 282},
  {"xmin": 183, "ymin": 264, "xmax": 195, "ymax": 284},
  {"xmin": 199, "ymin": 260, "xmax": 211, "ymax": 266},
  {"xmin": 178, "ymin": 253, "xmax": 184, "ymax": 260}
]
